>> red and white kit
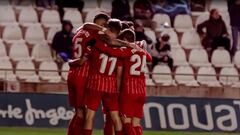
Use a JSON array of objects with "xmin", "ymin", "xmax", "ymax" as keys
[
  {"xmin": 84, "ymin": 38, "xmax": 138, "ymax": 112},
  {"xmin": 67, "ymin": 28, "xmax": 96, "ymax": 108},
  {"xmin": 120, "ymin": 42, "xmax": 152, "ymax": 118}
]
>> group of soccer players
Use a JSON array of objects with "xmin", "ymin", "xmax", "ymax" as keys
[{"xmin": 67, "ymin": 12, "xmax": 152, "ymax": 135}]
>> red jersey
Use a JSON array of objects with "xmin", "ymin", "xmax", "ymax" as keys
[
  {"xmin": 122, "ymin": 48, "xmax": 152, "ymax": 95},
  {"xmin": 71, "ymin": 27, "xmax": 96, "ymax": 77},
  {"xmin": 92, "ymin": 42, "xmax": 152, "ymax": 95},
  {"xmin": 86, "ymin": 39, "xmax": 135, "ymax": 93}
]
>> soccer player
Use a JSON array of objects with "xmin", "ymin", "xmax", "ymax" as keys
[
  {"xmin": 118, "ymin": 29, "xmax": 152, "ymax": 135},
  {"xmin": 67, "ymin": 13, "xmax": 110, "ymax": 135},
  {"xmin": 82, "ymin": 19, "xmax": 125, "ymax": 135},
  {"xmin": 90, "ymin": 29, "xmax": 149, "ymax": 135}
]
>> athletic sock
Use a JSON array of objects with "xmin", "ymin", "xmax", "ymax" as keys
[
  {"xmin": 115, "ymin": 131, "xmax": 123, "ymax": 135},
  {"xmin": 73, "ymin": 116, "xmax": 84, "ymax": 135},
  {"xmin": 83, "ymin": 129, "xmax": 92, "ymax": 135},
  {"xmin": 133, "ymin": 126, "xmax": 143, "ymax": 135},
  {"xmin": 67, "ymin": 114, "xmax": 77, "ymax": 135},
  {"xmin": 104, "ymin": 114, "xmax": 114, "ymax": 135},
  {"xmin": 123, "ymin": 123, "xmax": 136, "ymax": 135}
]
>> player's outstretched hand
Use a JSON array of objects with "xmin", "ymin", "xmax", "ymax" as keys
[{"xmin": 128, "ymin": 43, "xmax": 142, "ymax": 52}]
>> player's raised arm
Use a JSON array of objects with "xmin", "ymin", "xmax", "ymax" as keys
[
  {"xmin": 82, "ymin": 22, "xmax": 105, "ymax": 32},
  {"xmin": 145, "ymin": 50, "xmax": 152, "ymax": 62}
]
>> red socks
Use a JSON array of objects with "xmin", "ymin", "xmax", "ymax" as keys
[
  {"xmin": 133, "ymin": 126, "xmax": 143, "ymax": 135},
  {"xmin": 104, "ymin": 113, "xmax": 114, "ymax": 135},
  {"xmin": 67, "ymin": 114, "xmax": 77, "ymax": 135},
  {"xmin": 123, "ymin": 123, "xmax": 136, "ymax": 135},
  {"xmin": 73, "ymin": 116, "xmax": 84, "ymax": 135},
  {"xmin": 83, "ymin": 129, "xmax": 92, "ymax": 135}
]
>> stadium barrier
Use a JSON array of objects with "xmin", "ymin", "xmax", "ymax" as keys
[{"xmin": 0, "ymin": 93, "xmax": 240, "ymax": 133}]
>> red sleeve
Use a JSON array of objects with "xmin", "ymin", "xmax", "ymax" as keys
[
  {"xmin": 145, "ymin": 50, "xmax": 152, "ymax": 62},
  {"xmin": 73, "ymin": 30, "xmax": 93, "ymax": 56},
  {"xmin": 94, "ymin": 42, "xmax": 133, "ymax": 58}
]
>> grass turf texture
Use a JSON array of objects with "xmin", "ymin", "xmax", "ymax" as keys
[{"xmin": 0, "ymin": 127, "xmax": 239, "ymax": 135}]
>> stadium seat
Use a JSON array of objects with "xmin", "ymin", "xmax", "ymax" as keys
[
  {"xmin": 171, "ymin": 48, "xmax": 189, "ymax": 66},
  {"xmin": 0, "ymin": 41, "xmax": 9, "ymax": 60},
  {"xmin": 220, "ymin": 12, "xmax": 230, "ymax": 27},
  {"xmin": 161, "ymin": 28, "xmax": 180, "ymax": 48},
  {"xmin": 39, "ymin": 61, "xmax": 61, "ymax": 82},
  {"xmin": 152, "ymin": 65, "xmax": 175, "ymax": 86},
  {"xmin": 9, "ymin": 42, "xmax": 31, "ymax": 62},
  {"xmin": 85, "ymin": 8, "xmax": 103, "ymax": 23},
  {"xmin": 31, "ymin": 43, "xmax": 53, "ymax": 62},
  {"xmin": 13, "ymin": 0, "xmax": 35, "ymax": 10},
  {"xmin": 175, "ymin": 66, "xmax": 199, "ymax": 86},
  {"xmin": 219, "ymin": 67, "xmax": 239, "ymax": 86},
  {"xmin": 100, "ymin": 0, "xmax": 112, "ymax": 12},
  {"xmin": 234, "ymin": 51, "xmax": 240, "ymax": 68},
  {"xmin": 211, "ymin": 48, "xmax": 233, "ymax": 68},
  {"xmin": 189, "ymin": 49, "xmax": 211, "ymax": 67},
  {"xmin": 0, "ymin": 59, "xmax": 16, "ymax": 80},
  {"xmin": 197, "ymin": 66, "xmax": 221, "ymax": 87},
  {"xmin": 153, "ymin": 13, "xmax": 171, "ymax": 28},
  {"xmin": 47, "ymin": 27, "xmax": 61, "ymax": 44},
  {"xmin": 18, "ymin": 7, "xmax": 39, "ymax": 27},
  {"xmin": 41, "ymin": 10, "xmax": 61, "ymax": 28},
  {"xmin": 63, "ymin": 10, "xmax": 83, "ymax": 29},
  {"xmin": 195, "ymin": 12, "xmax": 209, "ymax": 27},
  {"xmin": 15, "ymin": 60, "xmax": 39, "ymax": 82},
  {"xmin": 0, "ymin": 0, "xmax": 10, "ymax": 5},
  {"xmin": 181, "ymin": 30, "xmax": 202, "ymax": 49},
  {"xmin": 83, "ymin": 0, "xmax": 99, "ymax": 12},
  {"xmin": 174, "ymin": 14, "xmax": 193, "ymax": 33},
  {"xmin": 145, "ymin": 66, "xmax": 155, "ymax": 86},
  {"xmin": 0, "ymin": 6, "xmax": 17, "ymax": 26},
  {"xmin": 61, "ymin": 62, "xmax": 69, "ymax": 81},
  {"xmin": 2, "ymin": 25, "xmax": 23, "ymax": 44},
  {"xmin": 209, "ymin": 0, "xmax": 228, "ymax": 13},
  {"xmin": 25, "ymin": 25, "xmax": 45, "ymax": 45},
  {"xmin": 144, "ymin": 29, "xmax": 156, "ymax": 44}
]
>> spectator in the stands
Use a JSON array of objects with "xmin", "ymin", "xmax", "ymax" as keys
[
  {"xmin": 134, "ymin": 20, "xmax": 153, "ymax": 50},
  {"xmin": 151, "ymin": 0, "xmax": 190, "ymax": 24},
  {"xmin": 228, "ymin": 0, "xmax": 240, "ymax": 57},
  {"xmin": 197, "ymin": 9, "xmax": 230, "ymax": 55},
  {"xmin": 55, "ymin": 0, "xmax": 84, "ymax": 21},
  {"xmin": 190, "ymin": 0, "xmax": 206, "ymax": 12},
  {"xmin": 111, "ymin": 0, "xmax": 132, "ymax": 21},
  {"xmin": 151, "ymin": 34, "xmax": 173, "ymax": 70},
  {"xmin": 36, "ymin": 0, "xmax": 55, "ymax": 8},
  {"xmin": 134, "ymin": 0, "xmax": 154, "ymax": 20},
  {"xmin": 52, "ymin": 20, "xmax": 74, "ymax": 62}
]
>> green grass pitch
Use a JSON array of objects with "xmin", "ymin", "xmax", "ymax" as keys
[{"xmin": 0, "ymin": 127, "xmax": 239, "ymax": 135}]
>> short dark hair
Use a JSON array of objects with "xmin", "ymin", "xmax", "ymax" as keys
[
  {"xmin": 161, "ymin": 34, "xmax": 170, "ymax": 42},
  {"xmin": 118, "ymin": 29, "xmax": 136, "ymax": 42},
  {"xmin": 107, "ymin": 18, "xmax": 122, "ymax": 34},
  {"xmin": 93, "ymin": 13, "xmax": 110, "ymax": 23},
  {"xmin": 121, "ymin": 21, "xmax": 130, "ymax": 30}
]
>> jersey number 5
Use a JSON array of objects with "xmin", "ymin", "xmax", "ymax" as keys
[
  {"xmin": 99, "ymin": 53, "xmax": 117, "ymax": 75},
  {"xmin": 130, "ymin": 54, "xmax": 147, "ymax": 75},
  {"xmin": 73, "ymin": 38, "xmax": 82, "ymax": 58}
]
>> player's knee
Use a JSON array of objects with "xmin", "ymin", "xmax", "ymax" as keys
[{"xmin": 85, "ymin": 109, "xmax": 95, "ymax": 121}]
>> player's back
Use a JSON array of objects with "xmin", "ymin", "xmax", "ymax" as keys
[
  {"xmin": 121, "ymin": 44, "xmax": 151, "ymax": 95},
  {"xmin": 86, "ymin": 39, "xmax": 120, "ymax": 93}
]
